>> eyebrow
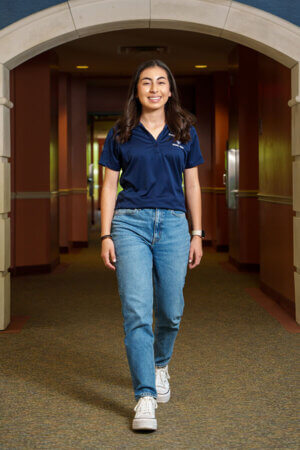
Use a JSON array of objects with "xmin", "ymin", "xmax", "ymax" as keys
[{"xmin": 140, "ymin": 76, "xmax": 167, "ymax": 81}]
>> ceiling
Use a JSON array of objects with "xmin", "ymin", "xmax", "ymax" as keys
[{"xmin": 54, "ymin": 28, "xmax": 236, "ymax": 85}]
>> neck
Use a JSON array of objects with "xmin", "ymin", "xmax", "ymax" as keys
[{"xmin": 140, "ymin": 108, "xmax": 166, "ymax": 127}]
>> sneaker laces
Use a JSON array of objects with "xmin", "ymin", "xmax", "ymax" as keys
[
  {"xmin": 156, "ymin": 365, "xmax": 170, "ymax": 387},
  {"xmin": 134, "ymin": 396, "xmax": 157, "ymax": 413}
]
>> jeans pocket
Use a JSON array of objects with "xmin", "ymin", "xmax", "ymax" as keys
[{"xmin": 171, "ymin": 209, "xmax": 186, "ymax": 217}]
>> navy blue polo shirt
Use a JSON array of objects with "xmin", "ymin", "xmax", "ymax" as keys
[{"xmin": 99, "ymin": 122, "xmax": 204, "ymax": 212}]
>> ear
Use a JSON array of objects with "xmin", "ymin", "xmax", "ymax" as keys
[{"xmin": 168, "ymin": 92, "xmax": 172, "ymax": 97}]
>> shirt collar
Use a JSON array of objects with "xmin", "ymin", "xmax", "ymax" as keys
[{"xmin": 137, "ymin": 121, "xmax": 170, "ymax": 138}]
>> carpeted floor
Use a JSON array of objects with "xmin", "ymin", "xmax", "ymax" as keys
[{"xmin": 0, "ymin": 226, "xmax": 299, "ymax": 449}]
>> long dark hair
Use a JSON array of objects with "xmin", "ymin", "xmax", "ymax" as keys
[{"xmin": 114, "ymin": 59, "xmax": 196, "ymax": 144}]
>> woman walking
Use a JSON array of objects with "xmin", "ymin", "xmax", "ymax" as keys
[{"xmin": 99, "ymin": 59, "xmax": 204, "ymax": 431}]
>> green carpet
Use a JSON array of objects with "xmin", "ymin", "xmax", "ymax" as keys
[{"xmin": 0, "ymin": 226, "xmax": 299, "ymax": 448}]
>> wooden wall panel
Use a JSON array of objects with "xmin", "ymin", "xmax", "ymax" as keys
[
  {"xmin": 11, "ymin": 52, "xmax": 60, "ymax": 272},
  {"xmin": 212, "ymin": 72, "xmax": 229, "ymax": 249},
  {"xmin": 258, "ymin": 53, "xmax": 293, "ymax": 304}
]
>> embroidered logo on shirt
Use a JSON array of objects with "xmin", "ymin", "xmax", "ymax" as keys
[
  {"xmin": 172, "ymin": 140, "xmax": 184, "ymax": 150},
  {"xmin": 168, "ymin": 133, "xmax": 184, "ymax": 149}
]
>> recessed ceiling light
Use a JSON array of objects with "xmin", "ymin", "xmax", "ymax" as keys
[
  {"xmin": 76, "ymin": 65, "xmax": 89, "ymax": 69},
  {"xmin": 194, "ymin": 65, "xmax": 207, "ymax": 69}
]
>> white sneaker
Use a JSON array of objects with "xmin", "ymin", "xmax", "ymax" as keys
[
  {"xmin": 132, "ymin": 396, "xmax": 158, "ymax": 431},
  {"xmin": 155, "ymin": 365, "xmax": 171, "ymax": 403}
]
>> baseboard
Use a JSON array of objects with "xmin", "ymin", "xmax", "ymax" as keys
[
  {"xmin": 10, "ymin": 256, "xmax": 60, "ymax": 276},
  {"xmin": 216, "ymin": 244, "xmax": 229, "ymax": 252},
  {"xmin": 229, "ymin": 256, "xmax": 260, "ymax": 272},
  {"xmin": 72, "ymin": 241, "xmax": 88, "ymax": 248},
  {"xmin": 60, "ymin": 246, "xmax": 70, "ymax": 254},
  {"xmin": 260, "ymin": 281, "xmax": 295, "ymax": 319}
]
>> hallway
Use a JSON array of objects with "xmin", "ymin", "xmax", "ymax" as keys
[{"xmin": 1, "ymin": 227, "xmax": 298, "ymax": 448}]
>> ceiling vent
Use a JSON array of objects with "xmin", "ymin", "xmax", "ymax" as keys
[{"xmin": 118, "ymin": 46, "xmax": 168, "ymax": 55}]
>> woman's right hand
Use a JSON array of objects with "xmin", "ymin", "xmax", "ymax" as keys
[{"xmin": 101, "ymin": 238, "xmax": 117, "ymax": 271}]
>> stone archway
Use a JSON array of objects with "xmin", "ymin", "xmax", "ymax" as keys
[{"xmin": 0, "ymin": 0, "xmax": 300, "ymax": 329}]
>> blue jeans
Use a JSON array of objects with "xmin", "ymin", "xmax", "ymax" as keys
[{"xmin": 111, "ymin": 208, "xmax": 191, "ymax": 401}]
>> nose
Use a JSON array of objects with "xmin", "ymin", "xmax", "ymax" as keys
[{"xmin": 150, "ymin": 83, "xmax": 158, "ymax": 93}]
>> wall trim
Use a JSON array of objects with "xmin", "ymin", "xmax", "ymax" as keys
[
  {"xmin": 11, "ymin": 188, "xmax": 88, "ymax": 199},
  {"xmin": 202, "ymin": 189, "xmax": 292, "ymax": 204},
  {"xmin": 236, "ymin": 189, "xmax": 259, "ymax": 198},
  {"xmin": 202, "ymin": 187, "xmax": 226, "ymax": 194},
  {"xmin": 257, "ymin": 193, "xmax": 293, "ymax": 205}
]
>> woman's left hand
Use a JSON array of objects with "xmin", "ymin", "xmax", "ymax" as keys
[{"xmin": 188, "ymin": 236, "xmax": 203, "ymax": 269}]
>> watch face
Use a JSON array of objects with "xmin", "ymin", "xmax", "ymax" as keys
[{"xmin": 202, "ymin": 230, "xmax": 206, "ymax": 237}]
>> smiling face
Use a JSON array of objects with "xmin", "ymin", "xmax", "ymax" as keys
[{"xmin": 136, "ymin": 66, "xmax": 172, "ymax": 113}]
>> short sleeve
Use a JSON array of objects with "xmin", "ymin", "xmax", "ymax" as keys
[
  {"xmin": 99, "ymin": 127, "xmax": 121, "ymax": 171},
  {"xmin": 185, "ymin": 126, "xmax": 204, "ymax": 169}
]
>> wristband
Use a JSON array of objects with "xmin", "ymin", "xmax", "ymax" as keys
[
  {"xmin": 191, "ymin": 230, "xmax": 205, "ymax": 238},
  {"xmin": 100, "ymin": 234, "xmax": 113, "ymax": 242}
]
